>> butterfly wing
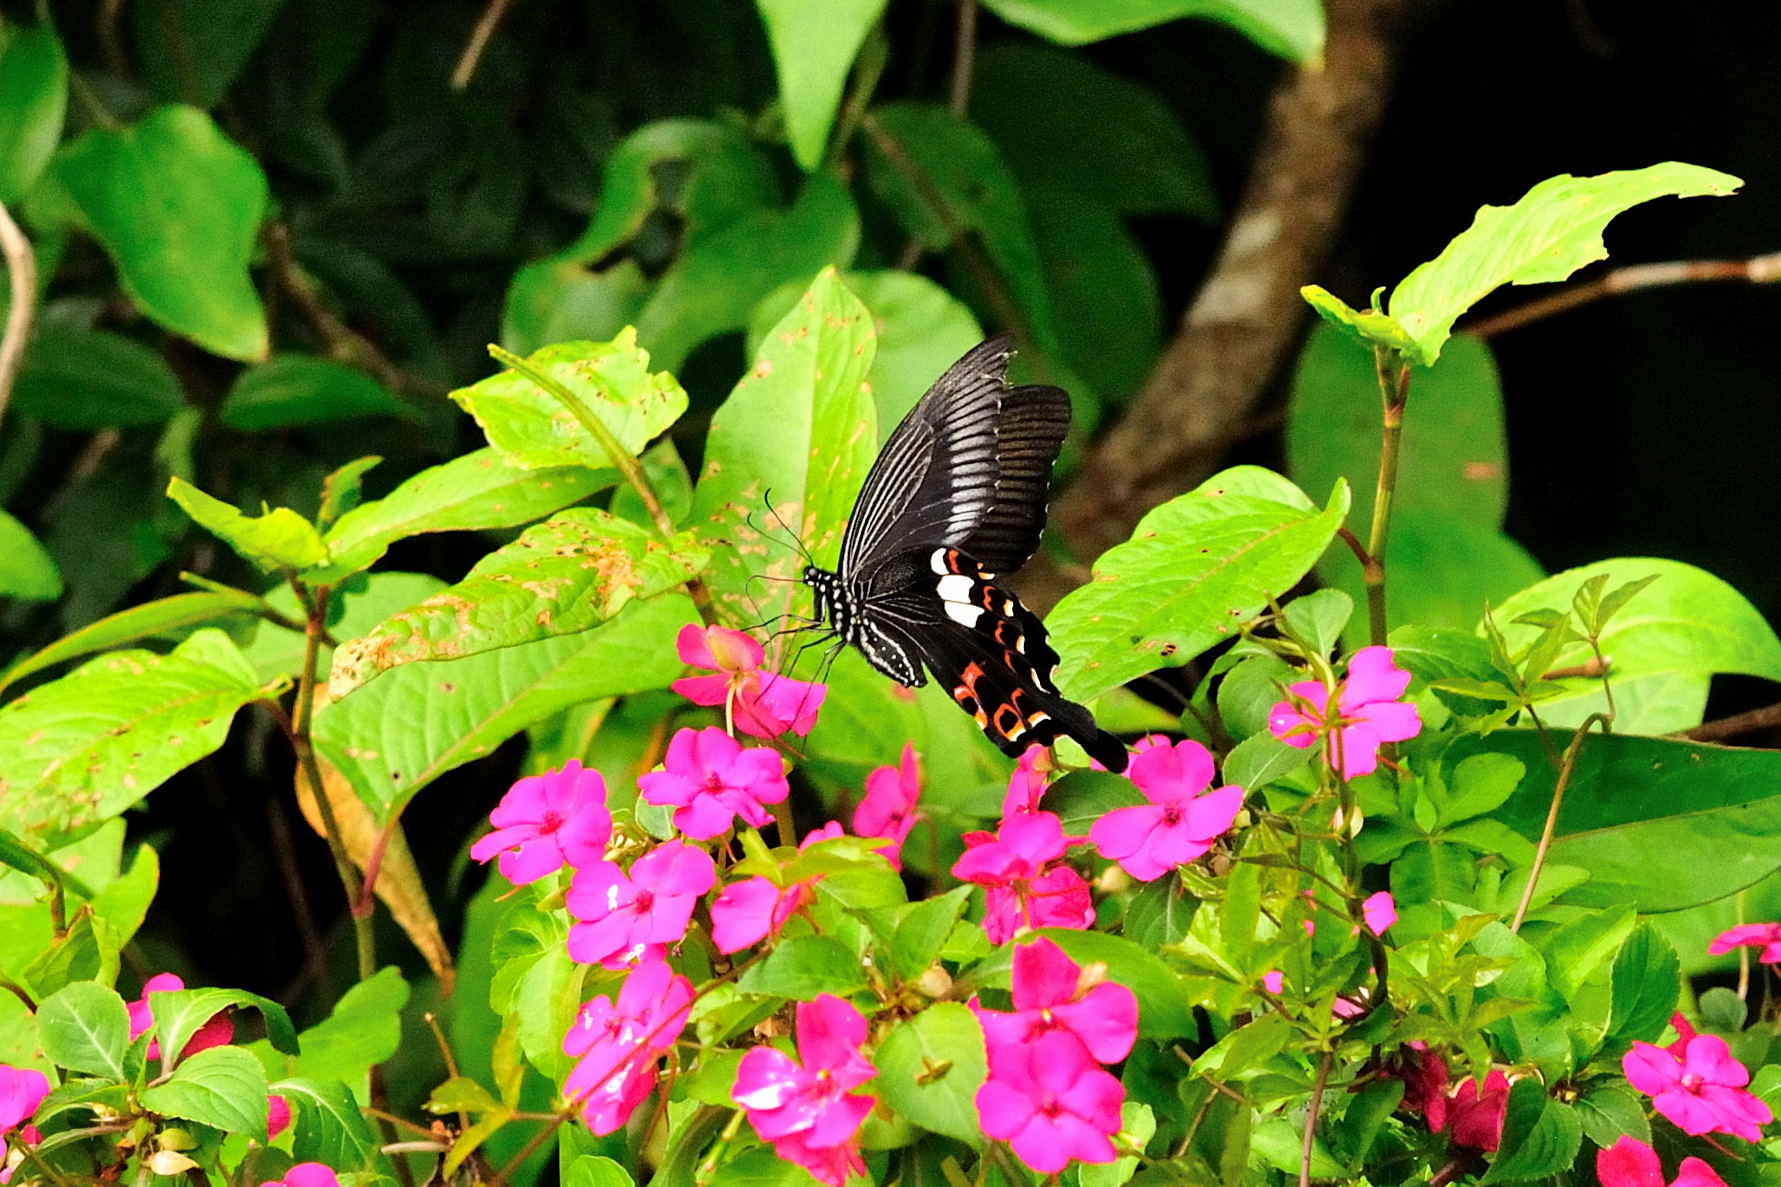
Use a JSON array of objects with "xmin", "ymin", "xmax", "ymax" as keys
[{"xmin": 836, "ymin": 336, "xmax": 1069, "ymax": 581}]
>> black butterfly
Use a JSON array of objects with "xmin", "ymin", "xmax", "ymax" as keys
[{"xmin": 801, "ymin": 336, "xmax": 1127, "ymax": 773}]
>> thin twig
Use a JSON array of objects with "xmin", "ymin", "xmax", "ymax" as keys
[
  {"xmin": 948, "ymin": 0, "xmax": 979, "ymax": 115},
  {"xmin": 1300, "ymin": 1048, "xmax": 1334, "ymax": 1187},
  {"xmin": 1466, "ymin": 251, "xmax": 1781, "ymax": 339},
  {"xmin": 1684, "ymin": 700, "xmax": 1781, "ymax": 743},
  {"xmin": 1511, "ymin": 712, "xmax": 1610, "ymax": 932},
  {"xmin": 451, "ymin": 0, "xmax": 520, "ymax": 91},
  {"xmin": 0, "ymin": 199, "xmax": 38, "ymax": 434}
]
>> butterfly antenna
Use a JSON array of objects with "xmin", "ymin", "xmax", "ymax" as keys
[{"xmin": 761, "ymin": 488, "xmax": 818, "ymax": 569}]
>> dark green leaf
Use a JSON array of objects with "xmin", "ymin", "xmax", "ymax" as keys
[
  {"xmin": 885, "ymin": 887, "xmax": 974, "ymax": 984},
  {"xmin": 1573, "ymin": 1086, "xmax": 1651, "ymax": 1149},
  {"xmin": 1479, "ymin": 1080, "xmax": 1580, "ymax": 1183},
  {"xmin": 873, "ymin": 1002, "xmax": 987, "ymax": 1145},
  {"xmin": 1027, "ymin": 191, "xmax": 1163, "ymax": 401},
  {"xmin": 256, "ymin": 967, "xmax": 408, "ymax": 1093},
  {"xmin": 1221, "ymin": 731, "xmax": 1310, "ymax": 793},
  {"xmin": 273, "ymin": 1076, "xmax": 379, "ymax": 1172},
  {"xmin": 36, "ymin": 982, "xmax": 131, "ymax": 1080},
  {"xmin": 738, "ymin": 935, "xmax": 868, "ymax": 999},
  {"xmin": 1123, "ymin": 875, "xmax": 1195, "ymax": 948},
  {"xmin": 140, "ymin": 1045, "xmax": 269, "ymax": 1135},
  {"xmin": 24, "ymin": 912, "xmax": 120, "ymax": 1001},
  {"xmin": 220, "ymin": 355, "xmax": 407, "ymax": 429},
  {"xmin": 150, "ymin": 987, "xmax": 298, "ymax": 1070},
  {"xmin": 0, "ymin": 20, "xmax": 68, "ymax": 202},
  {"xmin": 976, "ymin": 930, "xmax": 1199, "ymax": 1039},
  {"xmin": 1045, "ymin": 771, "xmax": 1147, "ymax": 837},
  {"xmin": 12, "ymin": 325, "xmax": 186, "ymax": 428},
  {"xmin": 132, "ymin": 0, "xmax": 289, "ymax": 109}
]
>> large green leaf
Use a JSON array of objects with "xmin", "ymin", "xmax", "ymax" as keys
[
  {"xmin": 738, "ymin": 935, "xmax": 868, "ymax": 999},
  {"xmin": 973, "ymin": 44, "xmax": 1216, "ymax": 221},
  {"xmin": 36, "ymin": 982, "xmax": 131, "ymax": 1080},
  {"xmin": 873, "ymin": 1002, "xmax": 987, "ymax": 1145},
  {"xmin": 273, "ymin": 1076, "xmax": 380, "ymax": 1171},
  {"xmin": 0, "ymin": 20, "xmax": 68, "ymax": 203},
  {"xmin": 322, "ymin": 448, "xmax": 614, "ymax": 579},
  {"xmin": 148, "ymin": 987, "xmax": 298, "ymax": 1070},
  {"xmin": 140, "ymin": 1045, "xmax": 269, "ymax": 1136},
  {"xmin": 315, "ymin": 594, "xmax": 690, "ymax": 821},
  {"xmin": 1453, "ymin": 730, "xmax": 1781, "ymax": 911},
  {"xmin": 53, "ymin": 105, "xmax": 269, "ymax": 360},
  {"xmin": 976, "ymin": 0, "xmax": 1323, "ymax": 60},
  {"xmin": 167, "ymin": 478, "xmax": 328, "ymax": 573},
  {"xmin": 12, "ymin": 326, "xmax": 186, "ymax": 428},
  {"xmin": 756, "ymin": 0, "xmax": 887, "ymax": 170},
  {"xmin": 1387, "ymin": 163, "xmax": 1743, "ymax": 366},
  {"xmin": 452, "ymin": 330, "xmax": 686, "ymax": 472},
  {"xmin": 1479, "ymin": 1080, "xmax": 1580, "ymax": 1184},
  {"xmin": 1047, "ymin": 467, "xmax": 1350, "ymax": 701},
  {"xmin": 219, "ymin": 355, "xmax": 407, "ymax": 429},
  {"xmin": 329, "ymin": 510, "xmax": 708, "ymax": 692},
  {"xmin": 0, "ymin": 588, "xmax": 265, "ymax": 697},
  {"xmin": 689, "ymin": 268, "xmax": 878, "ymax": 623},
  {"xmin": 131, "ymin": 0, "xmax": 289, "ymax": 109},
  {"xmin": 253, "ymin": 967, "xmax": 408, "ymax": 1099},
  {"xmin": 0, "ymin": 511, "xmax": 61, "ymax": 602},
  {"xmin": 0, "ymin": 629, "xmax": 263, "ymax": 848}
]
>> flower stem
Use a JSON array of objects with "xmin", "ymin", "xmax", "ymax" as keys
[
  {"xmin": 1300, "ymin": 1048, "xmax": 1333, "ymax": 1187},
  {"xmin": 1511, "ymin": 711, "xmax": 1611, "ymax": 931},
  {"xmin": 1362, "ymin": 347, "xmax": 1411, "ymax": 646}
]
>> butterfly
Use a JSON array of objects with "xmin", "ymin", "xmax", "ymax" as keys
[{"xmin": 801, "ymin": 335, "xmax": 1127, "ymax": 773}]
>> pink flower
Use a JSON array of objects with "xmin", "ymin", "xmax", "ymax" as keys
[
  {"xmin": 1597, "ymin": 1135, "xmax": 1727, "ymax": 1187},
  {"xmin": 973, "ymin": 938, "xmax": 1136, "ymax": 1068},
  {"xmin": 1361, "ymin": 891, "xmax": 1397, "ymax": 936},
  {"xmin": 733, "ymin": 995, "xmax": 876, "ymax": 1186},
  {"xmin": 639, "ymin": 727, "xmax": 790, "ymax": 840},
  {"xmin": 1667, "ymin": 1012, "xmax": 1697, "ymax": 1056},
  {"xmin": 1709, "ymin": 922, "xmax": 1781, "ymax": 964},
  {"xmin": 1624, "ymin": 1034, "xmax": 1773, "ymax": 1141},
  {"xmin": 1088, "ymin": 737, "xmax": 1242, "ymax": 881},
  {"xmin": 854, "ymin": 743, "xmax": 922, "ymax": 869},
  {"xmin": 975, "ymin": 1030, "xmax": 1123, "ymax": 1172},
  {"xmin": 128, "ymin": 974, "xmax": 233, "ymax": 1060},
  {"xmin": 1447, "ymin": 1070, "xmax": 1509, "ymax": 1151},
  {"xmin": 261, "ymin": 1164, "xmax": 341, "ymax": 1187},
  {"xmin": 565, "ymin": 842, "xmax": 716, "ymax": 969},
  {"xmin": 1391, "ymin": 1043, "xmax": 1450, "ymax": 1133},
  {"xmin": 801, "ymin": 821, "xmax": 846, "ymax": 846},
  {"xmin": 1002, "ymin": 746, "xmax": 1051, "ymax": 817},
  {"xmin": 953, "ymin": 812, "xmax": 1093, "ymax": 944},
  {"xmin": 672, "ymin": 624, "xmax": 827, "ymax": 738},
  {"xmin": 1261, "ymin": 970, "xmax": 1284, "ymax": 995},
  {"xmin": 562, "ymin": 959, "xmax": 696, "ymax": 1135},
  {"xmin": 711, "ymin": 877, "xmax": 816, "ymax": 953},
  {"xmin": 267, "ymin": 1094, "xmax": 292, "ymax": 1141},
  {"xmin": 0, "ymin": 1066, "xmax": 48, "ymax": 1182},
  {"xmin": 469, "ymin": 760, "xmax": 612, "ymax": 884},
  {"xmin": 1266, "ymin": 646, "xmax": 1422, "ymax": 779}
]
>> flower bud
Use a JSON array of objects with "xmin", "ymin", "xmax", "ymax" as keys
[
  {"xmin": 158, "ymin": 1128, "xmax": 198, "ymax": 1152},
  {"xmin": 911, "ymin": 965, "xmax": 953, "ymax": 999},
  {"xmin": 148, "ymin": 1149, "xmax": 199, "ymax": 1176}
]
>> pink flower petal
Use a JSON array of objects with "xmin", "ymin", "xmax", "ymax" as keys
[
  {"xmin": 1339, "ymin": 646, "xmax": 1411, "ymax": 708},
  {"xmin": 1596, "ymin": 1136, "xmax": 1665, "ymax": 1187}
]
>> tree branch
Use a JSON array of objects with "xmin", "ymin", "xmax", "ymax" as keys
[
  {"xmin": 0, "ymin": 199, "xmax": 38, "ymax": 435},
  {"xmin": 1466, "ymin": 250, "xmax": 1781, "ymax": 339}
]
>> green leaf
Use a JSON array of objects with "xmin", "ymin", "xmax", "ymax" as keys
[
  {"xmin": 884, "ymin": 886, "xmax": 975, "ymax": 984},
  {"xmin": 316, "ymin": 595, "xmax": 691, "ymax": 821},
  {"xmin": 241, "ymin": 572, "xmax": 445, "ymax": 687},
  {"xmin": 873, "ymin": 1002, "xmax": 987, "ymax": 1145},
  {"xmin": 452, "ymin": 329, "xmax": 688, "ymax": 472},
  {"xmin": 256, "ymin": 967, "xmax": 408, "ymax": 1095},
  {"xmin": 975, "ymin": 0, "xmax": 1322, "ymax": 59},
  {"xmin": 0, "ymin": 20, "xmax": 68, "ymax": 202},
  {"xmin": 322, "ymin": 447, "xmax": 615, "ymax": 579},
  {"xmin": 1045, "ymin": 771, "xmax": 1147, "ymax": 837},
  {"xmin": 1605, "ymin": 925, "xmax": 1681, "ymax": 1049},
  {"xmin": 756, "ymin": 0, "xmax": 886, "ymax": 170},
  {"xmin": 1388, "ymin": 163, "xmax": 1743, "ymax": 366},
  {"xmin": 1047, "ymin": 467, "xmax": 1350, "ymax": 702},
  {"xmin": 140, "ymin": 1045, "xmax": 269, "ymax": 1135},
  {"xmin": 1221, "ymin": 731, "xmax": 1310, "ymax": 794},
  {"xmin": 1480, "ymin": 1080, "xmax": 1580, "ymax": 1183},
  {"xmin": 690, "ymin": 267, "xmax": 878, "ymax": 623},
  {"xmin": 219, "ymin": 355, "xmax": 407, "ymax": 429},
  {"xmin": 0, "ymin": 510, "xmax": 61, "ymax": 602},
  {"xmin": 634, "ymin": 173, "xmax": 862, "ymax": 371},
  {"xmin": 272, "ymin": 1076, "xmax": 379, "ymax": 1172},
  {"xmin": 1123, "ymin": 875, "xmax": 1196, "ymax": 949},
  {"xmin": 1282, "ymin": 590, "xmax": 1354, "ymax": 658},
  {"xmin": 36, "ymin": 982, "xmax": 131, "ymax": 1080},
  {"xmin": 330, "ymin": 510, "xmax": 707, "ymax": 690},
  {"xmin": 131, "ymin": 0, "xmax": 288, "ymax": 109},
  {"xmin": 12, "ymin": 325, "xmax": 186, "ymax": 428},
  {"xmin": 738, "ymin": 935, "xmax": 868, "ymax": 999},
  {"xmin": 1027, "ymin": 192, "xmax": 1163, "ymax": 402},
  {"xmin": 973, "ymin": 44, "xmax": 1216, "ymax": 221},
  {"xmin": 563, "ymin": 1154, "xmax": 635, "ymax": 1187},
  {"xmin": 24, "ymin": 910, "xmax": 121, "ymax": 999},
  {"xmin": 1452, "ymin": 730, "xmax": 1781, "ymax": 912},
  {"xmin": 1573, "ymin": 1086, "xmax": 1651, "ymax": 1150},
  {"xmin": 150, "ymin": 987, "xmax": 298, "ymax": 1071},
  {"xmin": 1328, "ymin": 510, "xmax": 1544, "ymax": 642},
  {"xmin": 167, "ymin": 478, "xmax": 327, "ymax": 573},
  {"xmin": 53, "ymin": 105, "xmax": 269, "ymax": 360},
  {"xmin": 0, "ymin": 629, "xmax": 262, "ymax": 849},
  {"xmin": 1299, "ymin": 285, "xmax": 1419, "ymax": 356}
]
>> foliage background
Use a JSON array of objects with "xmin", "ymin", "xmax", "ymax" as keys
[{"xmin": 1, "ymin": 0, "xmax": 1778, "ymax": 1138}]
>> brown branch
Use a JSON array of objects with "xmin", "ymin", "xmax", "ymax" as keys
[
  {"xmin": 949, "ymin": 0, "xmax": 979, "ymax": 115},
  {"xmin": 0, "ymin": 199, "xmax": 38, "ymax": 434},
  {"xmin": 451, "ymin": 0, "xmax": 521, "ymax": 91},
  {"xmin": 1466, "ymin": 251, "xmax": 1781, "ymax": 340},
  {"xmin": 1684, "ymin": 700, "xmax": 1781, "ymax": 744},
  {"xmin": 1035, "ymin": 0, "xmax": 1414, "ymax": 608}
]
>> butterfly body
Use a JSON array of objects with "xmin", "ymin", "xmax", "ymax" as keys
[{"xmin": 800, "ymin": 337, "xmax": 1127, "ymax": 773}]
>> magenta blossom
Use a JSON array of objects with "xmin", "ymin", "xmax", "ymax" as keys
[
  {"xmin": 267, "ymin": 1094, "xmax": 292, "ymax": 1141},
  {"xmin": 711, "ymin": 877, "xmax": 817, "ymax": 953},
  {"xmin": 854, "ymin": 742, "xmax": 922, "ymax": 869},
  {"xmin": 1261, "ymin": 970, "xmax": 1284, "ymax": 995},
  {"xmin": 801, "ymin": 821, "xmax": 846, "ymax": 846},
  {"xmin": 1088, "ymin": 737, "xmax": 1242, "ymax": 881},
  {"xmin": 1392, "ymin": 1043, "xmax": 1449, "ymax": 1133},
  {"xmin": 1267, "ymin": 646, "xmax": 1421, "ymax": 779},
  {"xmin": 639, "ymin": 727, "xmax": 790, "ymax": 840},
  {"xmin": 672, "ymin": 623, "xmax": 827, "ymax": 738},
  {"xmin": 1624, "ymin": 1033, "xmax": 1772, "ymax": 1141},
  {"xmin": 973, "ymin": 937, "xmax": 1136, "ymax": 1068},
  {"xmin": 562, "ymin": 959, "xmax": 696, "ymax": 1135},
  {"xmin": 1361, "ymin": 891, "xmax": 1397, "ymax": 936},
  {"xmin": 733, "ymin": 995, "xmax": 876, "ymax": 1186},
  {"xmin": 261, "ymin": 1165, "xmax": 341, "ymax": 1187},
  {"xmin": 1448, "ymin": 1069, "xmax": 1509, "ymax": 1151},
  {"xmin": 976, "ymin": 1030, "xmax": 1123, "ymax": 1172},
  {"xmin": 1597, "ymin": 1136, "xmax": 1727, "ymax": 1187},
  {"xmin": 0, "ymin": 1065, "xmax": 48, "ymax": 1184},
  {"xmin": 128, "ymin": 973, "xmax": 233, "ymax": 1060},
  {"xmin": 470, "ymin": 760, "xmax": 612, "ymax": 884},
  {"xmin": 1003, "ymin": 745, "xmax": 1051, "ymax": 817},
  {"xmin": 954, "ymin": 812, "xmax": 1094, "ymax": 944},
  {"xmin": 565, "ymin": 842, "xmax": 716, "ymax": 969},
  {"xmin": 1709, "ymin": 922, "xmax": 1781, "ymax": 964}
]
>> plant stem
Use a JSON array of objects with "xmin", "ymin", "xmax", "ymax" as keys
[
  {"xmin": 1300, "ymin": 1049, "xmax": 1333, "ymax": 1187},
  {"xmin": 1467, "ymin": 250, "xmax": 1781, "ymax": 339},
  {"xmin": 949, "ymin": 0, "xmax": 979, "ymax": 115},
  {"xmin": 1362, "ymin": 346, "xmax": 1410, "ymax": 646},
  {"xmin": 1511, "ymin": 711, "xmax": 1610, "ymax": 931}
]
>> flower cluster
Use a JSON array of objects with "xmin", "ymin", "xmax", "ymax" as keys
[
  {"xmin": 733, "ymin": 996, "xmax": 877, "ymax": 1186},
  {"xmin": 1624, "ymin": 1021, "xmax": 1772, "ymax": 1141},
  {"xmin": 973, "ymin": 938, "xmax": 1137, "ymax": 1172},
  {"xmin": 467, "ymin": 760, "xmax": 611, "ymax": 884},
  {"xmin": 954, "ymin": 810, "xmax": 1094, "ymax": 944},
  {"xmin": 562, "ymin": 959, "xmax": 697, "ymax": 1134}
]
